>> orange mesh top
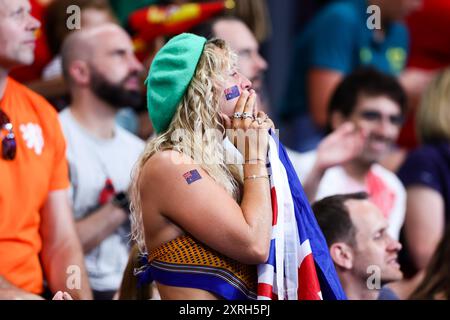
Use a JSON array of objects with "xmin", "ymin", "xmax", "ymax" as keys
[{"xmin": 148, "ymin": 235, "xmax": 257, "ymax": 293}]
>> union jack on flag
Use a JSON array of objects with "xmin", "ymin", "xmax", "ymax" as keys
[{"xmin": 257, "ymin": 130, "xmax": 347, "ymax": 300}]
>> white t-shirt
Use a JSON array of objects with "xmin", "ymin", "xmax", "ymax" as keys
[
  {"xmin": 59, "ymin": 108, "xmax": 145, "ymax": 291},
  {"xmin": 42, "ymin": 55, "xmax": 62, "ymax": 80},
  {"xmin": 287, "ymin": 149, "xmax": 406, "ymax": 240}
]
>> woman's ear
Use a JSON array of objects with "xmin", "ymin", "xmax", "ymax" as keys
[{"xmin": 329, "ymin": 242, "xmax": 354, "ymax": 270}]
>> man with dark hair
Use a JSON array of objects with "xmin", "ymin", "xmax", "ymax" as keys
[
  {"xmin": 60, "ymin": 24, "xmax": 145, "ymax": 300},
  {"xmin": 327, "ymin": 67, "xmax": 407, "ymax": 132},
  {"xmin": 312, "ymin": 192, "xmax": 403, "ymax": 300},
  {"xmin": 313, "ymin": 193, "xmax": 366, "ymax": 248},
  {"xmin": 289, "ymin": 68, "xmax": 406, "ymax": 240}
]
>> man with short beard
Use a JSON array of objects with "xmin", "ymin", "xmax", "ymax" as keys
[
  {"xmin": 60, "ymin": 24, "xmax": 145, "ymax": 300},
  {"xmin": 289, "ymin": 68, "xmax": 406, "ymax": 240}
]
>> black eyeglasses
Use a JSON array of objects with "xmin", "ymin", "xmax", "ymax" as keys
[
  {"xmin": 359, "ymin": 110, "xmax": 404, "ymax": 126},
  {"xmin": 0, "ymin": 109, "xmax": 16, "ymax": 160}
]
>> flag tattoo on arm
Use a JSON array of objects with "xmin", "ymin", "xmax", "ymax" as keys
[{"xmin": 183, "ymin": 169, "xmax": 202, "ymax": 185}]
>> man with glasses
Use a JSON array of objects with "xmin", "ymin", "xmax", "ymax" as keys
[
  {"xmin": 0, "ymin": 0, "xmax": 91, "ymax": 299},
  {"xmin": 289, "ymin": 68, "xmax": 407, "ymax": 240}
]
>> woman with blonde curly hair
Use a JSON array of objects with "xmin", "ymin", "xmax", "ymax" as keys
[{"xmin": 130, "ymin": 33, "xmax": 274, "ymax": 300}]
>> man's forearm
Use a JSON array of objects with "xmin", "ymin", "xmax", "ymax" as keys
[
  {"xmin": 76, "ymin": 202, "xmax": 128, "ymax": 253},
  {"xmin": 303, "ymin": 163, "xmax": 326, "ymax": 202},
  {"xmin": 0, "ymin": 276, "xmax": 43, "ymax": 300},
  {"xmin": 41, "ymin": 239, "xmax": 93, "ymax": 300},
  {"xmin": 39, "ymin": 190, "xmax": 93, "ymax": 299}
]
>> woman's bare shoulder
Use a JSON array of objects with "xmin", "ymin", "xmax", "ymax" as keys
[{"xmin": 142, "ymin": 150, "xmax": 195, "ymax": 177}]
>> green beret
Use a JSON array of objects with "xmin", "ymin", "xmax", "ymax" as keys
[{"xmin": 146, "ymin": 33, "xmax": 207, "ymax": 134}]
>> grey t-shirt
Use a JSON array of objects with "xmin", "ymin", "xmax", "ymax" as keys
[{"xmin": 59, "ymin": 108, "xmax": 145, "ymax": 291}]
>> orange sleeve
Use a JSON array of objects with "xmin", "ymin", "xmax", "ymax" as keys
[{"xmin": 49, "ymin": 112, "xmax": 70, "ymax": 191}]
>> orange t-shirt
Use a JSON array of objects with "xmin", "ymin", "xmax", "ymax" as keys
[{"xmin": 0, "ymin": 77, "xmax": 70, "ymax": 294}]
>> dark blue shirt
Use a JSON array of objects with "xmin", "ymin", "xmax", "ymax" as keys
[
  {"xmin": 397, "ymin": 142, "xmax": 450, "ymax": 223},
  {"xmin": 378, "ymin": 286, "xmax": 400, "ymax": 300}
]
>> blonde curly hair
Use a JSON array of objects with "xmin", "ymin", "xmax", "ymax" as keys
[
  {"xmin": 130, "ymin": 39, "xmax": 243, "ymax": 253},
  {"xmin": 417, "ymin": 68, "xmax": 450, "ymax": 144}
]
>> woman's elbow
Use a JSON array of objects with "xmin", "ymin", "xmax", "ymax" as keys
[{"xmin": 244, "ymin": 243, "xmax": 270, "ymax": 265}]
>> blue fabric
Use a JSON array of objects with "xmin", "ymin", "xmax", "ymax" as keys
[
  {"xmin": 271, "ymin": 131, "xmax": 347, "ymax": 300},
  {"xmin": 135, "ymin": 253, "xmax": 256, "ymax": 300},
  {"xmin": 140, "ymin": 262, "xmax": 256, "ymax": 300},
  {"xmin": 267, "ymin": 238, "xmax": 277, "ymax": 273},
  {"xmin": 279, "ymin": 114, "xmax": 325, "ymax": 152},
  {"xmin": 397, "ymin": 142, "xmax": 450, "ymax": 222},
  {"xmin": 279, "ymin": 0, "xmax": 409, "ymax": 152},
  {"xmin": 116, "ymin": 108, "xmax": 139, "ymax": 135},
  {"xmin": 378, "ymin": 286, "xmax": 400, "ymax": 300},
  {"xmin": 136, "ymin": 254, "xmax": 153, "ymax": 289}
]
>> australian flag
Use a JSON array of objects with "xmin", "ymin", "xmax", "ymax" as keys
[
  {"xmin": 257, "ymin": 130, "xmax": 347, "ymax": 300},
  {"xmin": 224, "ymin": 85, "xmax": 240, "ymax": 100},
  {"xmin": 183, "ymin": 169, "xmax": 202, "ymax": 185}
]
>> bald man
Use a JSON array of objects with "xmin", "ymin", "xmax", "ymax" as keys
[{"xmin": 60, "ymin": 24, "xmax": 145, "ymax": 300}]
